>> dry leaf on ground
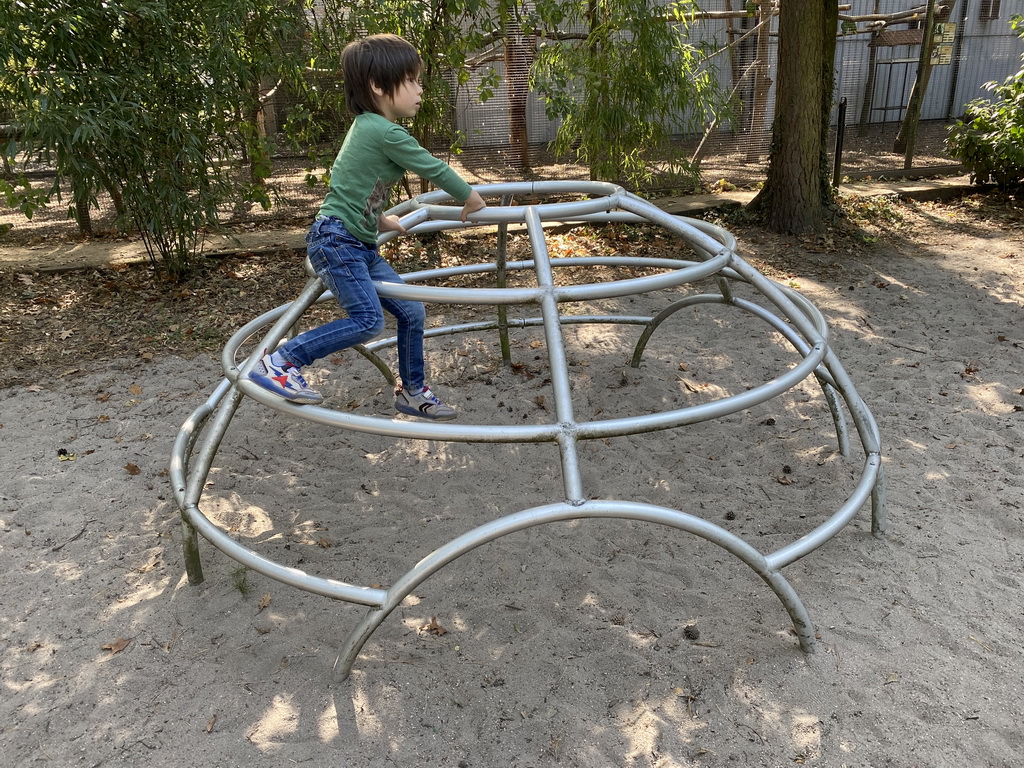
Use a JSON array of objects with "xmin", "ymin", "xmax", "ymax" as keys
[
  {"xmin": 101, "ymin": 638, "xmax": 131, "ymax": 654},
  {"xmin": 420, "ymin": 616, "xmax": 448, "ymax": 636}
]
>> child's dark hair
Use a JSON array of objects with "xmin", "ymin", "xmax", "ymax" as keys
[{"xmin": 341, "ymin": 34, "xmax": 422, "ymax": 116}]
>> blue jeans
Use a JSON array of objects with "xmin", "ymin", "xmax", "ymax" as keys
[{"xmin": 277, "ymin": 216, "xmax": 427, "ymax": 391}]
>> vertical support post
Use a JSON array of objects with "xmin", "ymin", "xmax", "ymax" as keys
[
  {"xmin": 871, "ymin": 465, "xmax": 888, "ymax": 537},
  {"xmin": 496, "ymin": 194, "xmax": 513, "ymax": 365},
  {"xmin": 180, "ymin": 517, "xmax": 205, "ymax": 584}
]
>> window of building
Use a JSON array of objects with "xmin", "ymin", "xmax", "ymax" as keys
[{"xmin": 978, "ymin": 0, "xmax": 1001, "ymax": 21}]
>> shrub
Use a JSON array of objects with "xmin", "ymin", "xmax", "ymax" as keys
[
  {"xmin": 0, "ymin": 0, "xmax": 309, "ymax": 275},
  {"xmin": 946, "ymin": 16, "xmax": 1024, "ymax": 188}
]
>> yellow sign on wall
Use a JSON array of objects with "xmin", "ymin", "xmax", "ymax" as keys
[
  {"xmin": 930, "ymin": 23, "xmax": 956, "ymax": 65},
  {"xmin": 931, "ymin": 44, "xmax": 954, "ymax": 65}
]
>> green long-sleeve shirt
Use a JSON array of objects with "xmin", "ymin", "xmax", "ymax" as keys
[{"xmin": 318, "ymin": 112, "xmax": 473, "ymax": 245}]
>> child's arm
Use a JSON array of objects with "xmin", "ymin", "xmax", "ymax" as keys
[
  {"xmin": 460, "ymin": 190, "xmax": 486, "ymax": 222},
  {"xmin": 382, "ymin": 125, "xmax": 486, "ymax": 222},
  {"xmin": 379, "ymin": 194, "xmax": 481, "ymax": 232}
]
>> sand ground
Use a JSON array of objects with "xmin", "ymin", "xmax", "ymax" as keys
[{"xmin": 2, "ymin": 194, "xmax": 1023, "ymax": 767}]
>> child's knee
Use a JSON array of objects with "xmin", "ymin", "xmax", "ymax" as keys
[
  {"xmin": 351, "ymin": 310, "xmax": 386, "ymax": 341},
  {"xmin": 400, "ymin": 301, "xmax": 426, "ymax": 328}
]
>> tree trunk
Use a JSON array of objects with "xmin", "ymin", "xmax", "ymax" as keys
[
  {"xmin": 74, "ymin": 185, "xmax": 94, "ymax": 237},
  {"xmin": 106, "ymin": 181, "xmax": 126, "ymax": 218},
  {"xmin": 248, "ymin": 80, "xmax": 268, "ymax": 188},
  {"xmin": 505, "ymin": 20, "xmax": 532, "ymax": 170},
  {"xmin": 748, "ymin": 0, "xmax": 837, "ymax": 235},
  {"xmin": 587, "ymin": 0, "xmax": 601, "ymax": 181},
  {"xmin": 819, "ymin": 1, "xmax": 839, "ymax": 206},
  {"xmin": 893, "ymin": 0, "xmax": 938, "ymax": 160}
]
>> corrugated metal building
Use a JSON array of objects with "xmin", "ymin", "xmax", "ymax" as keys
[{"xmin": 448, "ymin": 0, "xmax": 1023, "ymax": 162}]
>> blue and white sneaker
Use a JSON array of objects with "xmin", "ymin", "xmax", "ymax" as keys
[
  {"xmin": 394, "ymin": 386, "xmax": 456, "ymax": 421},
  {"xmin": 248, "ymin": 351, "xmax": 323, "ymax": 404}
]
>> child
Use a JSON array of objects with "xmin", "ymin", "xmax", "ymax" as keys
[{"xmin": 249, "ymin": 34, "xmax": 485, "ymax": 420}]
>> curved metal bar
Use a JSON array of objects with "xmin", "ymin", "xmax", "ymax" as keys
[
  {"xmin": 234, "ymin": 377, "xmax": 563, "ymax": 442},
  {"xmin": 629, "ymin": 291, "xmax": 851, "ymax": 454},
  {"xmin": 397, "ymin": 255, "xmax": 719, "ymax": 285},
  {"xmin": 616, "ymin": 193, "xmax": 733, "ymax": 260},
  {"xmin": 375, "ymin": 206, "xmax": 432, "ymax": 248},
  {"xmin": 386, "ymin": 195, "xmax": 742, "ymax": 264},
  {"xmin": 417, "ymin": 196, "xmax": 621, "ymax": 224},
  {"xmin": 172, "ymin": 182, "xmax": 884, "ymax": 683},
  {"xmin": 723, "ymin": 256, "xmax": 831, "ymax": 363},
  {"xmin": 373, "ymin": 252, "xmax": 732, "ymax": 305},
  {"xmin": 631, "ymin": 293, "xmax": 723, "ymax": 368},
  {"xmin": 574, "ymin": 337, "xmax": 828, "ymax": 440},
  {"xmin": 170, "ymin": 380, "xmax": 390, "ymax": 606},
  {"xmin": 816, "ymin": 347, "xmax": 886, "ymax": 531},
  {"xmin": 170, "ymin": 377, "xmax": 233, "ymax": 584},
  {"xmin": 819, "ymin": 378, "xmax": 852, "ymax": 457},
  {"xmin": 390, "ymin": 182, "xmax": 627, "ymax": 229},
  {"xmin": 628, "ymin": 290, "xmax": 828, "ymax": 373},
  {"xmin": 765, "ymin": 452, "xmax": 882, "ymax": 570},
  {"xmin": 822, "ymin": 347, "xmax": 882, "ymax": 455},
  {"xmin": 393, "ymin": 180, "xmax": 626, "ymax": 212},
  {"xmin": 229, "ymin": 327, "xmax": 826, "ymax": 445},
  {"xmin": 180, "ymin": 498, "xmax": 389, "ymax": 606},
  {"xmin": 332, "ymin": 499, "xmax": 816, "ymax": 681},
  {"xmin": 181, "ymin": 387, "xmax": 245, "ymax": 510},
  {"xmin": 171, "ymin": 383, "xmax": 231, "ymax": 510},
  {"xmin": 365, "ymin": 314, "xmax": 656, "ymax": 353}
]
